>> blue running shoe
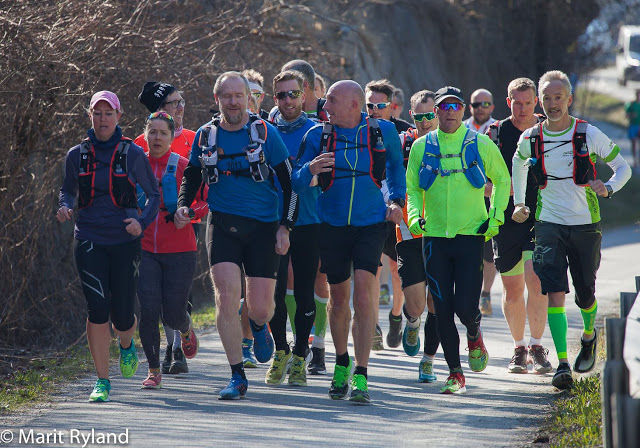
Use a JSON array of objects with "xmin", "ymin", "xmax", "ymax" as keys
[
  {"xmin": 402, "ymin": 319, "xmax": 421, "ymax": 357},
  {"xmin": 418, "ymin": 357, "xmax": 437, "ymax": 383},
  {"xmin": 218, "ymin": 373, "xmax": 248, "ymax": 400},
  {"xmin": 250, "ymin": 320, "xmax": 274, "ymax": 363}
]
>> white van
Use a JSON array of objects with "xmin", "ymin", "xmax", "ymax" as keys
[{"xmin": 616, "ymin": 25, "xmax": 640, "ymax": 86}]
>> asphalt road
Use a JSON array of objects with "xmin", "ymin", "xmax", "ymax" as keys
[{"xmin": 2, "ymin": 224, "xmax": 638, "ymax": 448}]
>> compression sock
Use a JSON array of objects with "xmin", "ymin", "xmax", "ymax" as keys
[
  {"xmin": 548, "ymin": 307, "xmax": 568, "ymax": 360},
  {"xmin": 312, "ymin": 294, "xmax": 328, "ymax": 348},
  {"xmin": 424, "ymin": 312, "xmax": 440, "ymax": 356},
  {"xmin": 580, "ymin": 300, "xmax": 598, "ymax": 338},
  {"xmin": 285, "ymin": 289, "xmax": 297, "ymax": 334}
]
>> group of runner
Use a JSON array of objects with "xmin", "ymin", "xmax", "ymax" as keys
[{"xmin": 57, "ymin": 59, "xmax": 631, "ymax": 404}]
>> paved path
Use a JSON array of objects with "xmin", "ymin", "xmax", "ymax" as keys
[{"xmin": 2, "ymin": 226, "xmax": 638, "ymax": 448}]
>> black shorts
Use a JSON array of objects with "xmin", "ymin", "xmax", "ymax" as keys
[
  {"xmin": 206, "ymin": 211, "xmax": 280, "ymax": 279},
  {"xmin": 533, "ymin": 221, "xmax": 601, "ymax": 309},
  {"xmin": 381, "ymin": 221, "xmax": 398, "ymax": 261},
  {"xmin": 318, "ymin": 222, "xmax": 387, "ymax": 284},
  {"xmin": 483, "ymin": 238, "xmax": 494, "ymax": 263},
  {"xmin": 74, "ymin": 238, "xmax": 140, "ymax": 330},
  {"xmin": 396, "ymin": 237, "xmax": 426, "ymax": 289},
  {"xmin": 492, "ymin": 221, "xmax": 535, "ymax": 273}
]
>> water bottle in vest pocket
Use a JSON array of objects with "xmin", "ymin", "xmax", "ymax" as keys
[
  {"xmin": 246, "ymin": 144, "xmax": 269, "ymax": 182},
  {"xmin": 201, "ymin": 149, "xmax": 219, "ymax": 184},
  {"xmin": 161, "ymin": 153, "xmax": 179, "ymax": 213}
]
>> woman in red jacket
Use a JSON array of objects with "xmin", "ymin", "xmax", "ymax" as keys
[{"xmin": 137, "ymin": 112, "xmax": 208, "ymax": 389}]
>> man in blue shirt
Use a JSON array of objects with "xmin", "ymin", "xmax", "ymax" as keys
[
  {"xmin": 176, "ymin": 72, "xmax": 298, "ymax": 400},
  {"xmin": 293, "ymin": 80, "xmax": 406, "ymax": 403}
]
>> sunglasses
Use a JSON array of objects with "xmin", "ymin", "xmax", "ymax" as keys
[
  {"xmin": 366, "ymin": 102, "xmax": 390, "ymax": 110},
  {"xmin": 275, "ymin": 90, "xmax": 303, "ymax": 100},
  {"xmin": 163, "ymin": 98, "xmax": 185, "ymax": 108},
  {"xmin": 437, "ymin": 102, "xmax": 464, "ymax": 111},
  {"xmin": 471, "ymin": 101, "xmax": 492, "ymax": 108},
  {"xmin": 411, "ymin": 112, "xmax": 436, "ymax": 122},
  {"xmin": 147, "ymin": 111, "xmax": 174, "ymax": 121},
  {"xmin": 251, "ymin": 91, "xmax": 264, "ymax": 99}
]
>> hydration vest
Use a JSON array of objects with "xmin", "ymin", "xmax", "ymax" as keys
[
  {"xmin": 418, "ymin": 129, "xmax": 487, "ymax": 192},
  {"xmin": 198, "ymin": 114, "xmax": 270, "ymax": 185},
  {"xmin": 78, "ymin": 138, "xmax": 138, "ymax": 209},
  {"xmin": 527, "ymin": 119, "xmax": 596, "ymax": 189},
  {"xmin": 137, "ymin": 152, "xmax": 180, "ymax": 213},
  {"xmin": 400, "ymin": 128, "xmax": 418, "ymax": 169},
  {"xmin": 487, "ymin": 114, "xmax": 545, "ymax": 149},
  {"xmin": 317, "ymin": 117, "xmax": 386, "ymax": 191}
]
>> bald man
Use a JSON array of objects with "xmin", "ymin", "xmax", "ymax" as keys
[{"xmin": 292, "ymin": 80, "xmax": 406, "ymax": 404}]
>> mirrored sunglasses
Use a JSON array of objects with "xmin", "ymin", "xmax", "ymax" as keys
[
  {"xmin": 366, "ymin": 102, "xmax": 390, "ymax": 110},
  {"xmin": 437, "ymin": 102, "xmax": 464, "ymax": 111},
  {"xmin": 275, "ymin": 90, "xmax": 302, "ymax": 100},
  {"xmin": 470, "ymin": 101, "xmax": 492, "ymax": 108},
  {"xmin": 411, "ymin": 112, "xmax": 436, "ymax": 122}
]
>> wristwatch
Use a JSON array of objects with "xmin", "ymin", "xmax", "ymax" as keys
[{"xmin": 605, "ymin": 184, "xmax": 613, "ymax": 198}]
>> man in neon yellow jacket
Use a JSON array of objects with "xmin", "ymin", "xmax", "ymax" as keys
[{"xmin": 405, "ymin": 86, "xmax": 510, "ymax": 394}]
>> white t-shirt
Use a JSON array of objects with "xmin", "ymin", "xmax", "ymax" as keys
[
  {"xmin": 464, "ymin": 116, "xmax": 496, "ymax": 135},
  {"xmin": 513, "ymin": 117, "xmax": 630, "ymax": 225}
]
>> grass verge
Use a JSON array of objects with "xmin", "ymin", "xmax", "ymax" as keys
[
  {"xmin": 0, "ymin": 304, "xmax": 216, "ymax": 415},
  {"xmin": 574, "ymin": 87, "xmax": 627, "ymax": 129},
  {"xmin": 597, "ymin": 160, "xmax": 640, "ymax": 229}
]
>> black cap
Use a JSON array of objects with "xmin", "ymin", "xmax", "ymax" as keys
[
  {"xmin": 138, "ymin": 81, "xmax": 176, "ymax": 113},
  {"xmin": 434, "ymin": 86, "xmax": 465, "ymax": 106}
]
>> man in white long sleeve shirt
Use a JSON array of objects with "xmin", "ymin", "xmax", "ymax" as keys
[{"xmin": 511, "ymin": 70, "xmax": 631, "ymax": 390}]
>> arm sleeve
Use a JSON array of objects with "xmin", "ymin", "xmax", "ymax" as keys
[
  {"xmin": 273, "ymin": 158, "xmax": 298, "ymax": 227},
  {"xmin": 588, "ymin": 124, "xmax": 632, "ymax": 193},
  {"xmin": 292, "ymin": 128, "xmax": 319, "ymax": 193},
  {"xmin": 406, "ymin": 138, "xmax": 425, "ymax": 231},
  {"xmin": 59, "ymin": 148, "xmax": 78, "ymax": 209},
  {"xmin": 179, "ymin": 128, "xmax": 205, "ymax": 209},
  {"xmin": 383, "ymin": 125, "xmax": 407, "ymax": 203},
  {"xmin": 512, "ymin": 132, "xmax": 531, "ymax": 206},
  {"xmin": 134, "ymin": 152, "xmax": 160, "ymax": 230},
  {"xmin": 479, "ymin": 135, "xmax": 510, "ymax": 224}
]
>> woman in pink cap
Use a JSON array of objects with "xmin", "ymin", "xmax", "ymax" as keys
[{"xmin": 57, "ymin": 91, "xmax": 160, "ymax": 402}]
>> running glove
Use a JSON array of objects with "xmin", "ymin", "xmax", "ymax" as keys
[
  {"xmin": 409, "ymin": 217, "xmax": 427, "ymax": 236},
  {"xmin": 478, "ymin": 217, "xmax": 500, "ymax": 241}
]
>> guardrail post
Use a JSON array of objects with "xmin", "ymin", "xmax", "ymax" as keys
[
  {"xmin": 602, "ymin": 361, "xmax": 629, "ymax": 448},
  {"xmin": 635, "ymin": 276, "xmax": 640, "ymax": 293},
  {"xmin": 623, "ymin": 397, "xmax": 640, "ymax": 448},
  {"xmin": 606, "ymin": 318, "xmax": 626, "ymax": 361},
  {"xmin": 620, "ymin": 292, "xmax": 637, "ymax": 319}
]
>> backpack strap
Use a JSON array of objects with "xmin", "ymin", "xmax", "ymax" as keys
[{"xmin": 79, "ymin": 139, "xmax": 93, "ymax": 174}]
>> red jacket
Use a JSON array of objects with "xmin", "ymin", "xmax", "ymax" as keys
[
  {"xmin": 142, "ymin": 151, "xmax": 208, "ymax": 254},
  {"xmin": 134, "ymin": 129, "xmax": 196, "ymax": 159}
]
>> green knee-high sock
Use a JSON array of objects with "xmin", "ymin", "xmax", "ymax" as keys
[
  {"xmin": 580, "ymin": 300, "xmax": 598, "ymax": 336},
  {"xmin": 285, "ymin": 289, "xmax": 297, "ymax": 334},
  {"xmin": 313, "ymin": 294, "xmax": 328, "ymax": 340},
  {"xmin": 548, "ymin": 307, "xmax": 568, "ymax": 360}
]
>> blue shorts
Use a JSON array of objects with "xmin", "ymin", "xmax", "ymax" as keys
[{"xmin": 628, "ymin": 125, "xmax": 640, "ymax": 139}]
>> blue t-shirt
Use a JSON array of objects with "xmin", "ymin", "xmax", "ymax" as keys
[
  {"xmin": 275, "ymin": 117, "xmax": 320, "ymax": 226},
  {"xmin": 292, "ymin": 113, "xmax": 406, "ymax": 227},
  {"xmin": 190, "ymin": 119, "xmax": 289, "ymax": 222}
]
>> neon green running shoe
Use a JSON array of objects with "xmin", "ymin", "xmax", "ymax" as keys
[
  {"xmin": 89, "ymin": 378, "xmax": 111, "ymax": 402},
  {"xmin": 288, "ymin": 354, "xmax": 307, "ymax": 386},
  {"xmin": 265, "ymin": 350, "xmax": 292, "ymax": 385},
  {"xmin": 467, "ymin": 330, "xmax": 489, "ymax": 372},
  {"xmin": 119, "ymin": 339, "xmax": 139, "ymax": 378},
  {"xmin": 329, "ymin": 357, "xmax": 353, "ymax": 400},
  {"xmin": 440, "ymin": 371, "xmax": 466, "ymax": 394},
  {"xmin": 349, "ymin": 373, "xmax": 370, "ymax": 404}
]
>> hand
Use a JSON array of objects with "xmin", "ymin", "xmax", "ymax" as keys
[
  {"xmin": 56, "ymin": 206, "xmax": 73, "ymax": 222},
  {"xmin": 484, "ymin": 223, "xmax": 500, "ymax": 242},
  {"xmin": 409, "ymin": 217, "xmax": 427, "ymax": 235},
  {"xmin": 512, "ymin": 203, "xmax": 530, "ymax": 223},
  {"xmin": 587, "ymin": 179, "xmax": 608, "ymax": 197},
  {"xmin": 174, "ymin": 206, "xmax": 191, "ymax": 229},
  {"xmin": 385, "ymin": 203, "xmax": 403, "ymax": 225},
  {"xmin": 308, "ymin": 152, "xmax": 334, "ymax": 175},
  {"xmin": 484, "ymin": 181, "xmax": 493, "ymax": 198},
  {"xmin": 275, "ymin": 225, "xmax": 290, "ymax": 255},
  {"xmin": 123, "ymin": 218, "xmax": 142, "ymax": 237}
]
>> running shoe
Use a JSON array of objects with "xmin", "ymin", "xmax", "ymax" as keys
[
  {"xmin": 219, "ymin": 373, "xmax": 248, "ymax": 400},
  {"xmin": 141, "ymin": 371, "xmax": 162, "ymax": 389},
  {"xmin": 372, "ymin": 324, "xmax": 384, "ymax": 351},
  {"xmin": 250, "ymin": 320, "xmax": 275, "ymax": 363},
  {"xmin": 180, "ymin": 326, "xmax": 199, "ymax": 359},
  {"xmin": 418, "ymin": 357, "xmax": 437, "ymax": 383},
  {"xmin": 329, "ymin": 358, "xmax": 353, "ymax": 400},
  {"xmin": 242, "ymin": 338, "xmax": 258, "ymax": 368},
  {"xmin": 288, "ymin": 354, "xmax": 307, "ymax": 386},
  {"xmin": 89, "ymin": 378, "xmax": 111, "ymax": 402},
  {"xmin": 265, "ymin": 350, "xmax": 292, "ymax": 385},
  {"xmin": 507, "ymin": 346, "xmax": 528, "ymax": 373},
  {"xmin": 467, "ymin": 330, "xmax": 489, "ymax": 372},
  {"xmin": 349, "ymin": 373, "xmax": 370, "ymax": 404},
  {"xmin": 552, "ymin": 362, "xmax": 573, "ymax": 390},
  {"xmin": 169, "ymin": 347, "xmax": 189, "ymax": 374},
  {"xmin": 574, "ymin": 329, "xmax": 597, "ymax": 373},
  {"xmin": 479, "ymin": 296, "xmax": 492, "ymax": 316},
  {"xmin": 379, "ymin": 284, "xmax": 390, "ymax": 305},
  {"xmin": 119, "ymin": 339, "xmax": 139, "ymax": 378},
  {"xmin": 386, "ymin": 311, "xmax": 403, "ymax": 348},
  {"xmin": 440, "ymin": 371, "xmax": 466, "ymax": 394},
  {"xmin": 529, "ymin": 345, "xmax": 553, "ymax": 374},
  {"xmin": 402, "ymin": 319, "xmax": 421, "ymax": 357},
  {"xmin": 308, "ymin": 347, "xmax": 327, "ymax": 375},
  {"xmin": 161, "ymin": 344, "xmax": 173, "ymax": 374}
]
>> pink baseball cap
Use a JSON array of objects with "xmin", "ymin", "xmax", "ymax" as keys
[{"xmin": 89, "ymin": 90, "xmax": 121, "ymax": 111}]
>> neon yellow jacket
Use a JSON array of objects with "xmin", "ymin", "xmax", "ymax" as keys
[{"xmin": 406, "ymin": 124, "xmax": 510, "ymax": 238}]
